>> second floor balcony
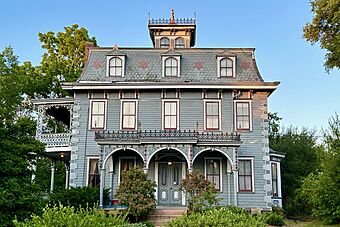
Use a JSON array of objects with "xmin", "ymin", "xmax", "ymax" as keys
[{"xmin": 95, "ymin": 130, "xmax": 241, "ymax": 146}]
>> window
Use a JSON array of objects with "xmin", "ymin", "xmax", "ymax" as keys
[
  {"xmin": 88, "ymin": 158, "xmax": 100, "ymax": 187},
  {"xmin": 121, "ymin": 101, "xmax": 137, "ymax": 130},
  {"xmin": 235, "ymin": 101, "xmax": 251, "ymax": 130},
  {"xmin": 165, "ymin": 57, "xmax": 178, "ymax": 77},
  {"xmin": 220, "ymin": 58, "xmax": 233, "ymax": 77},
  {"xmin": 272, "ymin": 163, "xmax": 278, "ymax": 197},
  {"xmin": 163, "ymin": 101, "xmax": 178, "ymax": 130},
  {"xmin": 90, "ymin": 100, "xmax": 106, "ymax": 130},
  {"xmin": 205, "ymin": 158, "xmax": 221, "ymax": 191},
  {"xmin": 160, "ymin": 37, "xmax": 170, "ymax": 48},
  {"xmin": 238, "ymin": 159, "xmax": 253, "ymax": 192},
  {"xmin": 205, "ymin": 101, "xmax": 220, "ymax": 130},
  {"xmin": 109, "ymin": 57, "xmax": 122, "ymax": 76},
  {"xmin": 175, "ymin": 37, "xmax": 185, "ymax": 48},
  {"xmin": 119, "ymin": 158, "xmax": 136, "ymax": 182}
]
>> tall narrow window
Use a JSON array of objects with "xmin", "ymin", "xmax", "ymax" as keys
[
  {"xmin": 271, "ymin": 163, "xmax": 278, "ymax": 196},
  {"xmin": 236, "ymin": 102, "xmax": 251, "ymax": 130},
  {"xmin": 122, "ymin": 101, "xmax": 136, "ymax": 130},
  {"xmin": 220, "ymin": 58, "xmax": 233, "ymax": 77},
  {"xmin": 238, "ymin": 159, "xmax": 253, "ymax": 192},
  {"xmin": 88, "ymin": 158, "xmax": 100, "ymax": 187},
  {"xmin": 160, "ymin": 37, "xmax": 170, "ymax": 48},
  {"xmin": 109, "ymin": 57, "xmax": 122, "ymax": 76},
  {"xmin": 163, "ymin": 101, "xmax": 178, "ymax": 130},
  {"xmin": 175, "ymin": 37, "xmax": 185, "ymax": 48},
  {"xmin": 90, "ymin": 101, "xmax": 105, "ymax": 130},
  {"xmin": 205, "ymin": 101, "xmax": 220, "ymax": 130},
  {"xmin": 120, "ymin": 158, "xmax": 135, "ymax": 182},
  {"xmin": 165, "ymin": 57, "xmax": 178, "ymax": 77},
  {"xmin": 206, "ymin": 159, "xmax": 221, "ymax": 191}
]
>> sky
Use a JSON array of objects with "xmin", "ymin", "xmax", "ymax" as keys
[{"xmin": 1, "ymin": 0, "xmax": 339, "ymax": 134}]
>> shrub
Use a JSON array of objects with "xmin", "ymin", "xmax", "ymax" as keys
[
  {"xmin": 263, "ymin": 212, "xmax": 285, "ymax": 226},
  {"xmin": 180, "ymin": 172, "xmax": 221, "ymax": 214},
  {"xmin": 48, "ymin": 186, "xmax": 109, "ymax": 209},
  {"xmin": 115, "ymin": 168, "xmax": 156, "ymax": 222},
  {"xmin": 166, "ymin": 207, "xmax": 266, "ymax": 227},
  {"xmin": 13, "ymin": 204, "xmax": 129, "ymax": 227}
]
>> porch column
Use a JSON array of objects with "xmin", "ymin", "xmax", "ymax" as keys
[
  {"xmin": 233, "ymin": 170, "xmax": 238, "ymax": 206},
  {"xmin": 50, "ymin": 161, "xmax": 55, "ymax": 193},
  {"xmin": 227, "ymin": 172, "xmax": 232, "ymax": 205},
  {"xmin": 143, "ymin": 168, "xmax": 148, "ymax": 174},
  {"xmin": 65, "ymin": 164, "xmax": 70, "ymax": 189},
  {"xmin": 109, "ymin": 171, "xmax": 113, "ymax": 200},
  {"xmin": 99, "ymin": 146, "xmax": 104, "ymax": 209}
]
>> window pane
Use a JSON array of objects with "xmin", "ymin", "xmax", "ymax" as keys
[
  {"xmin": 161, "ymin": 167, "xmax": 167, "ymax": 186},
  {"xmin": 239, "ymin": 161, "xmax": 245, "ymax": 175},
  {"xmin": 115, "ymin": 58, "xmax": 122, "ymax": 66},
  {"xmin": 220, "ymin": 59, "xmax": 227, "ymax": 67},
  {"xmin": 170, "ymin": 116, "xmax": 177, "ymax": 128},
  {"xmin": 92, "ymin": 102, "xmax": 104, "ymax": 114},
  {"xmin": 174, "ymin": 167, "xmax": 179, "ymax": 185},
  {"xmin": 245, "ymin": 161, "xmax": 251, "ymax": 175},
  {"xmin": 239, "ymin": 176, "xmax": 245, "ymax": 190},
  {"xmin": 272, "ymin": 163, "xmax": 277, "ymax": 180},
  {"xmin": 227, "ymin": 68, "xmax": 233, "ymax": 76},
  {"xmin": 123, "ymin": 102, "xmax": 135, "ymax": 114},
  {"xmin": 171, "ymin": 67, "xmax": 177, "ymax": 76},
  {"xmin": 164, "ymin": 116, "xmax": 171, "ymax": 128},
  {"xmin": 207, "ymin": 102, "xmax": 218, "ymax": 115},
  {"xmin": 92, "ymin": 116, "xmax": 104, "ymax": 128},
  {"xmin": 227, "ymin": 58, "xmax": 233, "ymax": 67},
  {"xmin": 170, "ymin": 102, "xmax": 177, "ymax": 115},
  {"xmin": 123, "ymin": 116, "xmax": 135, "ymax": 128},
  {"xmin": 88, "ymin": 159, "xmax": 100, "ymax": 187},
  {"xmin": 221, "ymin": 68, "xmax": 227, "ymax": 77},
  {"xmin": 245, "ymin": 176, "xmax": 251, "ymax": 190}
]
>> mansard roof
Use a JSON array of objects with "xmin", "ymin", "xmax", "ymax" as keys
[{"xmin": 77, "ymin": 47, "xmax": 269, "ymax": 85}]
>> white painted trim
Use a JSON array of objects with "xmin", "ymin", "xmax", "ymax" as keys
[
  {"xmin": 86, "ymin": 156, "xmax": 100, "ymax": 187},
  {"xmin": 155, "ymin": 162, "xmax": 159, "ymax": 203},
  {"xmin": 146, "ymin": 147, "xmax": 189, "ymax": 169},
  {"xmin": 203, "ymin": 99, "xmax": 222, "ymax": 131},
  {"xmin": 162, "ymin": 56, "xmax": 181, "ymax": 78},
  {"xmin": 106, "ymin": 56, "xmax": 126, "ymax": 78},
  {"xmin": 103, "ymin": 147, "xmax": 144, "ymax": 167},
  {"xmin": 161, "ymin": 99, "xmax": 180, "ymax": 130},
  {"xmin": 63, "ymin": 84, "xmax": 279, "ymax": 90},
  {"xmin": 192, "ymin": 148, "xmax": 233, "ymax": 165},
  {"xmin": 88, "ymin": 99, "xmax": 108, "ymax": 130},
  {"xmin": 117, "ymin": 156, "xmax": 137, "ymax": 185},
  {"xmin": 233, "ymin": 100, "xmax": 253, "ymax": 131},
  {"xmin": 181, "ymin": 162, "xmax": 186, "ymax": 205},
  {"xmin": 204, "ymin": 157, "xmax": 223, "ymax": 192},
  {"xmin": 237, "ymin": 157, "xmax": 255, "ymax": 192},
  {"xmin": 120, "ymin": 99, "xmax": 139, "ymax": 130},
  {"xmin": 45, "ymin": 147, "xmax": 71, "ymax": 152},
  {"xmin": 217, "ymin": 56, "xmax": 236, "ymax": 78}
]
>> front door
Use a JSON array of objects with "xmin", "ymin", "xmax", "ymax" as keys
[{"xmin": 158, "ymin": 163, "xmax": 182, "ymax": 205}]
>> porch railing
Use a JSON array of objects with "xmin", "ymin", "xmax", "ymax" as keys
[
  {"xmin": 95, "ymin": 130, "xmax": 240, "ymax": 144},
  {"xmin": 39, "ymin": 133, "xmax": 71, "ymax": 147}
]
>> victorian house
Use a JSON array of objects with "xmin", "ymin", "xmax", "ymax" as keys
[{"xmin": 33, "ymin": 11, "xmax": 284, "ymax": 210}]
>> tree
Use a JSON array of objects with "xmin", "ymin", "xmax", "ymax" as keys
[
  {"xmin": 303, "ymin": 0, "xmax": 340, "ymax": 71},
  {"xmin": 38, "ymin": 24, "xmax": 96, "ymax": 96},
  {"xmin": 268, "ymin": 112, "xmax": 282, "ymax": 145}
]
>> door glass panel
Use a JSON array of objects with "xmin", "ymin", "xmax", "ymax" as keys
[
  {"xmin": 173, "ymin": 166, "xmax": 179, "ymax": 185},
  {"xmin": 161, "ymin": 167, "xmax": 167, "ymax": 186}
]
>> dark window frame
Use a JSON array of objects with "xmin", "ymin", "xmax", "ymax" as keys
[
  {"xmin": 236, "ymin": 102, "xmax": 251, "ymax": 130},
  {"xmin": 109, "ymin": 57, "xmax": 123, "ymax": 77},
  {"xmin": 271, "ymin": 162, "xmax": 278, "ymax": 197},
  {"xmin": 220, "ymin": 58, "xmax": 233, "ymax": 77},
  {"xmin": 205, "ymin": 101, "xmax": 220, "ymax": 130},
  {"xmin": 175, "ymin": 37, "xmax": 185, "ymax": 48},
  {"xmin": 238, "ymin": 159, "xmax": 253, "ymax": 192},
  {"xmin": 160, "ymin": 37, "xmax": 170, "ymax": 48},
  {"xmin": 205, "ymin": 158, "xmax": 221, "ymax": 191},
  {"xmin": 90, "ymin": 101, "xmax": 106, "ymax": 130},
  {"xmin": 164, "ymin": 57, "xmax": 178, "ymax": 77},
  {"xmin": 163, "ymin": 101, "xmax": 178, "ymax": 130},
  {"xmin": 88, "ymin": 158, "xmax": 100, "ymax": 188}
]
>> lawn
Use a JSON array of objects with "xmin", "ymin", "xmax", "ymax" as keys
[{"xmin": 285, "ymin": 219, "xmax": 340, "ymax": 227}]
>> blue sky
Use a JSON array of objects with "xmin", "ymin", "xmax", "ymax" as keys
[{"xmin": 1, "ymin": 0, "xmax": 339, "ymax": 133}]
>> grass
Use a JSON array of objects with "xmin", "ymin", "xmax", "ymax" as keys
[{"xmin": 285, "ymin": 219, "xmax": 340, "ymax": 227}]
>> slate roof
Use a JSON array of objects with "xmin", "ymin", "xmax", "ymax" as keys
[{"xmin": 78, "ymin": 47, "xmax": 265, "ymax": 84}]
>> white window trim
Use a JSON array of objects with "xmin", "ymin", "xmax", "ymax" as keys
[
  {"xmin": 233, "ymin": 100, "xmax": 253, "ymax": 131},
  {"xmin": 161, "ymin": 99, "xmax": 180, "ymax": 130},
  {"xmin": 162, "ymin": 56, "xmax": 181, "ymax": 78},
  {"xmin": 86, "ymin": 156, "xmax": 100, "ymax": 187},
  {"xmin": 120, "ymin": 99, "xmax": 138, "ymax": 130},
  {"xmin": 270, "ymin": 161, "xmax": 282, "ymax": 198},
  {"xmin": 118, "ymin": 156, "xmax": 137, "ymax": 185},
  {"xmin": 88, "ymin": 99, "xmax": 108, "ymax": 130},
  {"xmin": 106, "ymin": 56, "xmax": 126, "ymax": 77},
  {"xmin": 237, "ymin": 157, "xmax": 255, "ymax": 193},
  {"xmin": 217, "ymin": 56, "xmax": 236, "ymax": 78},
  {"xmin": 204, "ymin": 157, "xmax": 223, "ymax": 192},
  {"xmin": 203, "ymin": 99, "xmax": 222, "ymax": 131}
]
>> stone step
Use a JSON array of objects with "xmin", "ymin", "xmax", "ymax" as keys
[{"xmin": 148, "ymin": 207, "xmax": 187, "ymax": 227}]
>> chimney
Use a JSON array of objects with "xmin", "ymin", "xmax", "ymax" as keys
[{"xmin": 84, "ymin": 42, "xmax": 95, "ymax": 64}]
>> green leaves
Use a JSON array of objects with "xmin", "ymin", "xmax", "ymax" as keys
[{"xmin": 303, "ymin": 0, "xmax": 340, "ymax": 71}]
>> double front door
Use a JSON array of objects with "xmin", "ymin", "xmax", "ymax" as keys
[{"xmin": 158, "ymin": 163, "xmax": 182, "ymax": 205}]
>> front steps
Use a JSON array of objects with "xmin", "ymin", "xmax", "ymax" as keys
[{"xmin": 148, "ymin": 206, "xmax": 187, "ymax": 227}]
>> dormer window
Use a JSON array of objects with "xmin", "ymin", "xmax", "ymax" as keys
[
  {"xmin": 160, "ymin": 37, "xmax": 170, "ymax": 48},
  {"xmin": 175, "ymin": 37, "xmax": 185, "ymax": 48},
  {"xmin": 165, "ymin": 57, "xmax": 178, "ymax": 77},
  {"xmin": 109, "ymin": 57, "xmax": 122, "ymax": 76},
  {"xmin": 217, "ymin": 56, "xmax": 236, "ymax": 77}
]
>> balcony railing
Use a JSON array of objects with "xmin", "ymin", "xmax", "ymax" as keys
[
  {"xmin": 39, "ymin": 133, "xmax": 71, "ymax": 148},
  {"xmin": 95, "ymin": 130, "xmax": 240, "ymax": 145},
  {"xmin": 148, "ymin": 18, "xmax": 196, "ymax": 25}
]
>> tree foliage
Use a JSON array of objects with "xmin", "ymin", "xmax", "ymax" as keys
[
  {"xmin": 38, "ymin": 24, "xmax": 96, "ymax": 96},
  {"xmin": 303, "ymin": 0, "xmax": 340, "ymax": 71}
]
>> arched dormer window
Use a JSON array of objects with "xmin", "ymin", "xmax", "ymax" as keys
[
  {"xmin": 109, "ymin": 57, "xmax": 122, "ymax": 76},
  {"xmin": 175, "ymin": 37, "xmax": 185, "ymax": 48},
  {"xmin": 220, "ymin": 58, "xmax": 233, "ymax": 77},
  {"xmin": 160, "ymin": 37, "xmax": 170, "ymax": 48},
  {"xmin": 165, "ymin": 57, "xmax": 178, "ymax": 77}
]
